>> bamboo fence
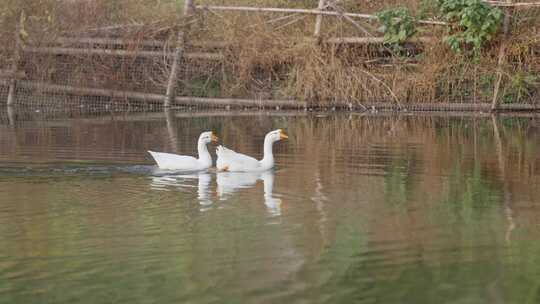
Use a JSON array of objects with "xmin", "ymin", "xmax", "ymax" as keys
[{"xmin": 2, "ymin": 0, "xmax": 540, "ymax": 111}]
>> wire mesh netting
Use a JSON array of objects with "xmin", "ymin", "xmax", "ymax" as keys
[
  {"xmin": 0, "ymin": 0, "xmax": 229, "ymax": 108},
  {"xmin": 0, "ymin": 1, "xmax": 539, "ymax": 108}
]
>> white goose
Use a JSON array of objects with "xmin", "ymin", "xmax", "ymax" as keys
[
  {"xmin": 148, "ymin": 131, "xmax": 218, "ymax": 171},
  {"xmin": 216, "ymin": 129, "xmax": 288, "ymax": 172}
]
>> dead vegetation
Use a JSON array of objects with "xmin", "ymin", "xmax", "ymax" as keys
[{"xmin": 1, "ymin": 0, "xmax": 539, "ymax": 106}]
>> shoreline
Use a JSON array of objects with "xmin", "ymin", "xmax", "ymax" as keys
[
  {"xmin": 3, "ymin": 103, "xmax": 540, "ymax": 124},
  {"xmin": 1, "ymin": 82, "xmax": 539, "ymax": 113}
]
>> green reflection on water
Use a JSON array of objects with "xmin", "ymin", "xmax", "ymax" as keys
[{"xmin": 0, "ymin": 111, "xmax": 539, "ymax": 303}]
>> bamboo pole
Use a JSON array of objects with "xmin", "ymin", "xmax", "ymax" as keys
[
  {"xmin": 7, "ymin": 105, "xmax": 15, "ymax": 126},
  {"xmin": 74, "ymin": 23, "xmax": 149, "ymax": 33},
  {"xmin": 165, "ymin": 0, "xmax": 194, "ymax": 108},
  {"xmin": 0, "ymin": 69, "xmax": 25, "ymax": 79},
  {"xmin": 165, "ymin": 107, "xmax": 179, "ymax": 153},
  {"xmin": 24, "ymin": 46, "xmax": 224, "ymax": 60},
  {"xmin": 491, "ymin": 0, "xmax": 514, "ymax": 111},
  {"xmin": 195, "ymin": 5, "xmax": 447, "ymax": 25},
  {"xmin": 2, "ymin": 80, "xmax": 305, "ymax": 108},
  {"xmin": 14, "ymin": 109, "xmax": 540, "ymax": 126},
  {"xmin": 57, "ymin": 37, "xmax": 166, "ymax": 47},
  {"xmin": 326, "ymin": 36, "xmax": 434, "ymax": 44},
  {"xmin": 7, "ymin": 11, "xmax": 24, "ymax": 106},
  {"xmin": 314, "ymin": 0, "xmax": 326, "ymax": 37},
  {"xmin": 3, "ymin": 79, "xmax": 540, "ymax": 111},
  {"xmin": 484, "ymin": 1, "xmax": 540, "ymax": 7},
  {"xmin": 55, "ymin": 37, "xmax": 230, "ymax": 49},
  {"xmin": 326, "ymin": 1, "xmax": 372, "ymax": 36}
]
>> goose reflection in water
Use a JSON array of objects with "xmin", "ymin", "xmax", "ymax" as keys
[
  {"xmin": 149, "ymin": 169, "xmax": 281, "ymax": 215},
  {"xmin": 217, "ymin": 170, "xmax": 282, "ymax": 216},
  {"xmin": 150, "ymin": 170, "xmax": 212, "ymax": 207}
]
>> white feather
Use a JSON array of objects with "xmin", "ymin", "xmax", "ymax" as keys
[
  {"xmin": 216, "ymin": 145, "xmax": 261, "ymax": 171},
  {"xmin": 148, "ymin": 151, "xmax": 202, "ymax": 171},
  {"xmin": 215, "ymin": 130, "xmax": 287, "ymax": 172},
  {"xmin": 148, "ymin": 131, "xmax": 215, "ymax": 171}
]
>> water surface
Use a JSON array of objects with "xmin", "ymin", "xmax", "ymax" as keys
[{"xmin": 1, "ymin": 109, "xmax": 540, "ymax": 303}]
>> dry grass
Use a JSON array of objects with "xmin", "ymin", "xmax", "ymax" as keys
[
  {"xmin": 199, "ymin": 1, "xmax": 540, "ymax": 105},
  {"xmin": 1, "ymin": 0, "xmax": 540, "ymax": 105}
]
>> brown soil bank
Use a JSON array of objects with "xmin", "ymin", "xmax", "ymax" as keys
[{"xmin": 0, "ymin": 0, "xmax": 539, "ymax": 109}]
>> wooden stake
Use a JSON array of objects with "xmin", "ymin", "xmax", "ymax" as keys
[
  {"xmin": 314, "ymin": 0, "xmax": 326, "ymax": 37},
  {"xmin": 7, "ymin": 11, "xmax": 24, "ymax": 106},
  {"xmin": 164, "ymin": 107, "xmax": 179, "ymax": 152},
  {"xmin": 165, "ymin": 0, "xmax": 194, "ymax": 108},
  {"xmin": 7, "ymin": 105, "xmax": 15, "ymax": 126},
  {"xmin": 491, "ymin": 1, "xmax": 514, "ymax": 111}
]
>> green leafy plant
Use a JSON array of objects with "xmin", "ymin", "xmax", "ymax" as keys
[
  {"xmin": 436, "ymin": 0, "xmax": 503, "ymax": 55},
  {"xmin": 503, "ymin": 71, "xmax": 538, "ymax": 103},
  {"xmin": 376, "ymin": 8, "xmax": 417, "ymax": 45}
]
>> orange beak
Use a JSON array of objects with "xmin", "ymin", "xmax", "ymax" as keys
[
  {"xmin": 211, "ymin": 133, "xmax": 219, "ymax": 143},
  {"xmin": 279, "ymin": 130, "xmax": 288, "ymax": 140}
]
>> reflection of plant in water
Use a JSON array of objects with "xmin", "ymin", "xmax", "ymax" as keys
[
  {"xmin": 499, "ymin": 117, "xmax": 539, "ymax": 160},
  {"xmin": 305, "ymin": 213, "xmax": 370, "ymax": 300},
  {"xmin": 504, "ymin": 238, "xmax": 540, "ymax": 302},
  {"xmin": 384, "ymin": 158, "xmax": 412, "ymax": 209},
  {"xmin": 438, "ymin": 161, "xmax": 502, "ymax": 224},
  {"xmin": 3, "ymin": 114, "xmax": 540, "ymax": 303},
  {"xmin": 307, "ymin": 156, "xmax": 528, "ymax": 303}
]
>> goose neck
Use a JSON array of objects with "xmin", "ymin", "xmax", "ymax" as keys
[
  {"xmin": 261, "ymin": 137, "xmax": 274, "ymax": 165},
  {"xmin": 197, "ymin": 141, "xmax": 212, "ymax": 166}
]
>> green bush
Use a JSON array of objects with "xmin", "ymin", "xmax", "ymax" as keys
[
  {"xmin": 436, "ymin": 0, "xmax": 503, "ymax": 55},
  {"xmin": 376, "ymin": 8, "xmax": 417, "ymax": 45},
  {"xmin": 503, "ymin": 72, "xmax": 538, "ymax": 103}
]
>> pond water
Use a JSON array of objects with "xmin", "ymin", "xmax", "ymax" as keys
[{"xmin": 1, "ymin": 108, "xmax": 540, "ymax": 304}]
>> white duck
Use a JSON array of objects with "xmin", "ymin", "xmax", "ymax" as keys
[
  {"xmin": 216, "ymin": 129, "xmax": 288, "ymax": 172},
  {"xmin": 148, "ymin": 131, "xmax": 218, "ymax": 171}
]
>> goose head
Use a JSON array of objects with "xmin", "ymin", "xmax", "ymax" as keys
[
  {"xmin": 265, "ymin": 129, "xmax": 288, "ymax": 143},
  {"xmin": 199, "ymin": 131, "xmax": 219, "ymax": 145}
]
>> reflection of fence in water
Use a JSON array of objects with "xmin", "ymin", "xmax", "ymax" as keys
[{"xmin": 1, "ymin": 1, "xmax": 539, "ymax": 109}]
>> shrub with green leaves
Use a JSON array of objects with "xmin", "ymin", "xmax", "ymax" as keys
[
  {"xmin": 504, "ymin": 71, "xmax": 538, "ymax": 103},
  {"xmin": 376, "ymin": 8, "xmax": 417, "ymax": 45},
  {"xmin": 436, "ymin": 0, "xmax": 503, "ymax": 54}
]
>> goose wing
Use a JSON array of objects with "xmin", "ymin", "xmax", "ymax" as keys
[
  {"xmin": 148, "ymin": 151, "xmax": 200, "ymax": 170},
  {"xmin": 216, "ymin": 146, "xmax": 260, "ymax": 171}
]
